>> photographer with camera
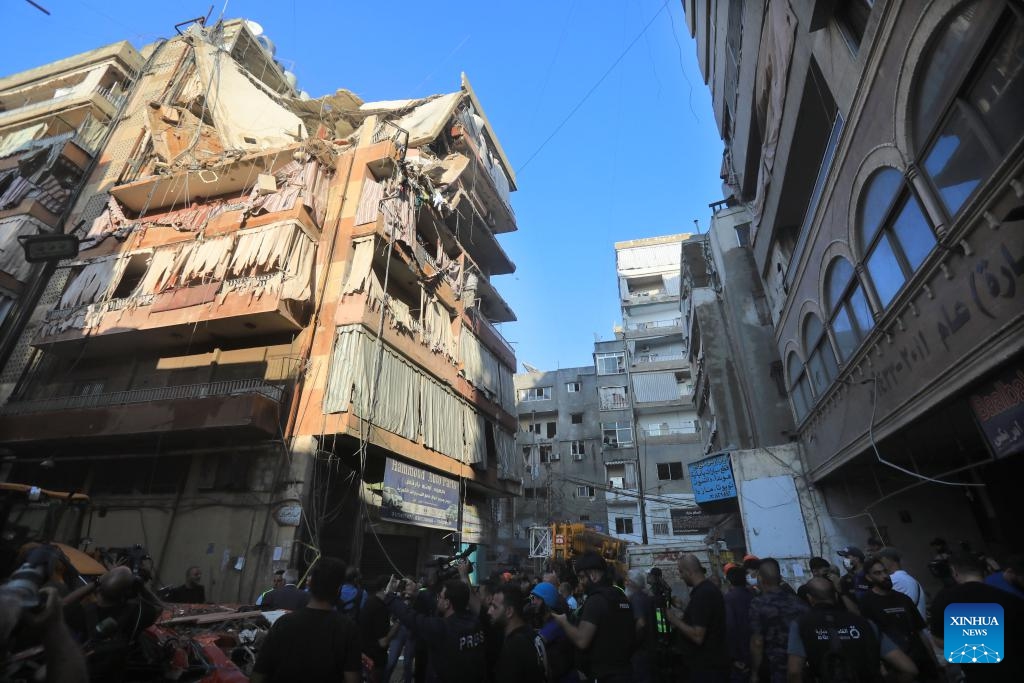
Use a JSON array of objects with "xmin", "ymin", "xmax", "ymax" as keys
[
  {"xmin": 63, "ymin": 564, "xmax": 162, "ymax": 682},
  {"xmin": 384, "ymin": 574, "xmax": 486, "ymax": 683},
  {"xmin": 0, "ymin": 544, "xmax": 88, "ymax": 683}
]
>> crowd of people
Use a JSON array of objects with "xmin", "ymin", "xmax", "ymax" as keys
[
  {"xmin": 250, "ymin": 541, "xmax": 1023, "ymax": 683},
  {"xmin": 4, "ymin": 537, "xmax": 1022, "ymax": 682}
]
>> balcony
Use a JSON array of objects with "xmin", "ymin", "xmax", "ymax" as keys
[
  {"xmin": 621, "ymin": 318, "xmax": 683, "ymax": 339},
  {"xmin": 0, "ymin": 378, "xmax": 284, "ymax": 443},
  {"xmin": 638, "ymin": 426, "xmax": 701, "ymax": 445},
  {"xmin": 34, "ymin": 221, "xmax": 315, "ymax": 356}
]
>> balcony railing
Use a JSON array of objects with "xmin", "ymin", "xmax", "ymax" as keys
[
  {"xmin": 633, "ymin": 352, "xmax": 686, "ymax": 364},
  {"xmin": 0, "ymin": 378, "xmax": 284, "ymax": 416},
  {"xmin": 641, "ymin": 426, "xmax": 698, "ymax": 438},
  {"xmin": 627, "ymin": 318, "xmax": 682, "ymax": 331}
]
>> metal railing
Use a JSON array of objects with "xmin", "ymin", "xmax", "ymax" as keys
[
  {"xmin": 627, "ymin": 318, "xmax": 682, "ymax": 331},
  {"xmin": 0, "ymin": 378, "xmax": 284, "ymax": 416},
  {"xmin": 633, "ymin": 352, "xmax": 686, "ymax": 364},
  {"xmin": 642, "ymin": 425, "xmax": 699, "ymax": 438}
]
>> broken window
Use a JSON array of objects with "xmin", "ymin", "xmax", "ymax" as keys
[
  {"xmin": 110, "ymin": 252, "xmax": 151, "ymax": 299},
  {"xmin": 546, "ymin": 422, "xmax": 556, "ymax": 439},
  {"xmin": 657, "ymin": 462, "xmax": 685, "ymax": 481},
  {"xmin": 599, "ymin": 386, "xmax": 628, "ymax": 411},
  {"xmin": 566, "ymin": 381, "xmax": 581, "ymax": 393},
  {"xmin": 602, "ymin": 421, "xmax": 634, "ymax": 447}
]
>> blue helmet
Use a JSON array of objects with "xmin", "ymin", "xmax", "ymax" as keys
[{"xmin": 530, "ymin": 582, "xmax": 558, "ymax": 608}]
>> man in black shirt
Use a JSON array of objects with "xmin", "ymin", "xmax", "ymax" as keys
[
  {"xmin": 860, "ymin": 557, "xmax": 940, "ymax": 681},
  {"xmin": 488, "ymin": 584, "xmax": 545, "ymax": 683},
  {"xmin": 553, "ymin": 551, "xmax": 635, "ymax": 683},
  {"xmin": 929, "ymin": 553, "xmax": 1024, "ymax": 683},
  {"xmin": 260, "ymin": 568, "xmax": 309, "ymax": 611},
  {"xmin": 384, "ymin": 576, "xmax": 486, "ymax": 683},
  {"xmin": 251, "ymin": 556, "xmax": 361, "ymax": 683},
  {"xmin": 163, "ymin": 565, "xmax": 206, "ymax": 603},
  {"xmin": 787, "ymin": 577, "xmax": 916, "ymax": 683},
  {"xmin": 666, "ymin": 554, "xmax": 730, "ymax": 682},
  {"xmin": 360, "ymin": 575, "xmax": 398, "ymax": 682}
]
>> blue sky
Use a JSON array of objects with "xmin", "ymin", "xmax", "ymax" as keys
[{"xmin": 3, "ymin": 0, "xmax": 724, "ymax": 371}]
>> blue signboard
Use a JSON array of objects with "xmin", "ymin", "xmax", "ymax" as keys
[
  {"xmin": 688, "ymin": 453, "xmax": 737, "ymax": 505},
  {"xmin": 382, "ymin": 458, "xmax": 460, "ymax": 531},
  {"xmin": 969, "ymin": 364, "xmax": 1024, "ymax": 460}
]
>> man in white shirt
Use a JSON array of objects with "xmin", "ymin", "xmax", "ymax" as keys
[{"xmin": 878, "ymin": 548, "xmax": 927, "ymax": 618}]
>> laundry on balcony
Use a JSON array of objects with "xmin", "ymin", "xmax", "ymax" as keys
[{"xmin": 354, "ymin": 177, "xmax": 384, "ymax": 226}]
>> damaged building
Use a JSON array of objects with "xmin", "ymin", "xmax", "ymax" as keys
[
  {"xmin": 0, "ymin": 18, "xmax": 520, "ymax": 598},
  {"xmin": 0, "ymin": 41, "xmax": 143, "ymax": 399}
]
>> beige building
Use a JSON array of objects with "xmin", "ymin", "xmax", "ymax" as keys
[
  {"xmin": 684, "ymin": 0, "xmax": 1023, "ymax": 582},
  {"xmin": 0, "ymin": 41, "xmax": 143, "ymax": 398},
  {"xmin": 0, "ymin": 18, "xmax": 520, "ymax": 598}
]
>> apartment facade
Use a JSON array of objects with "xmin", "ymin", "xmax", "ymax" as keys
[
  {"xmin": 0, "ymin": 18, "xmax": 520, "ymax": 598},
  {"xmin": 601, "ymin": 235, "xmax": 708, "ymax": 546},
  {"xmin": 684, "ymin": 0, "xmax": 1024, "ymax": 580},
  {"xmin": 0, "ymin": 42, "xmax": 144, "ymax": 399},
  {"xmin": 513, "ymin": 366, "xmax": 607, "ymax": 540}
]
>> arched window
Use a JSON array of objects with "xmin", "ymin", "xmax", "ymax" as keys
[
  {"xmin": 914, "ymin": 1, "xmax": 1024, "ymax": 216},
  {"xmin": 787, "ymin": 352, "xmax": 811, "ymax": 421},
  {"xmin": 825, "ymin": 258, "xmax": 873, "ymax": 361},
  {"xmin": 857, "ymin": 168, "xmax": 937, "ymax": 307},
  {"xmin": 803, "ymin": 314, "xmax": 837, "ymax": 394}
]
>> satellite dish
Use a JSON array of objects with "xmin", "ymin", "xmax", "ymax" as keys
[
  {"xmin": 283, "ymin": 71, "xmax": 298, "ymax": 89},
  {"xmin": 257, "ymin": 35, "xmax": 276, "ymax": 56}
]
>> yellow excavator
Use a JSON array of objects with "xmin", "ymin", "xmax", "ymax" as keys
[
  {"xmin": 0, "ymin": 482, "xmax": 107, "ymax": 585},
  {"xmin": 548, "ymin": 522, "xmax": 630, "ymax": 579}
]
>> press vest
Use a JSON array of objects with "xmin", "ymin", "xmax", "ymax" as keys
[{"xmin": 796, "ymin": 607, "xmax": 882, "ymax": 683}]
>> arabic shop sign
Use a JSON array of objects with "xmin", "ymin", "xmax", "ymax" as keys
[
  {"xmin": 670, "ymin": 508, "xmax": 729, "ymax": 535},
  {"xmin": 969, "ymin": 364, "xmax": 1024, "ymax": 459},
  {"xmin": 688, "ymin": 453, "xmax": 737, "ymax": 505},
  {"xmin": 382, "ymin": 458, "xmax": 460, "ymax": 531}
]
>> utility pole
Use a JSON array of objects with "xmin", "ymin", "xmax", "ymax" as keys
[{"xmin": 623, "ymin": 339, "xmax": 649, "ymax": 544}]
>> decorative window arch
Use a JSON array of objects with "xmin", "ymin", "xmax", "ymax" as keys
[
  {"xmin": 825, "ymin": 257, "xmax": 873, "ymax": 361},
  {"xmin": 786, "ymin": 351, "xmax": 811, "ymax": 421},
  {"xmin": 856, "ymin": 168, "xmax": 937, "ymax": 307},
  {"xmin": 802, "ymin": 313, "xmax": 837, "ymax": 395},
  {"xmin": 914, "ymin": 0, "xmax": 1024, "ymax": 217}
]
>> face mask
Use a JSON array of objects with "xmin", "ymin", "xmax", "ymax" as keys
[
  {"xmin": 746, "ymin": 575, "xmax": 758, "ymax": 587},
  {"xmin": 842, "ymin": 558, "xmax": 854, "ymax": 571}
]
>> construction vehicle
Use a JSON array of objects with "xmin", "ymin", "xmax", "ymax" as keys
[
  {"xmin": 0, "ymin": 482, "xmax": 106, "ymax": 584},
  {"xmin": 529, "ymin": 522, "xmax": 630, "ymax": 579}
]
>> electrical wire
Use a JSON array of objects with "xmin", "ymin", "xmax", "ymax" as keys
[
  {"xmin": 863, "ymin": 376, "xmax": 983, "ymax": 487},
  {"xmin": 516, "ymin": 0, "xmax": 670, "ymax": 174}
]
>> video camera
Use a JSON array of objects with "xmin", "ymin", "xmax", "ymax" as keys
[
  {"xmin": 0, "ymin": 544, "xmax": 59, "ymax": 652},
  {"xmin": 434, "ymin": 543, "xmax": 477, "ymax": 582}
]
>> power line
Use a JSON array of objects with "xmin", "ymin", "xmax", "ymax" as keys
[{"xmin": 516, "ymin": 0, "xmax": 670, "ymax": 174}]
